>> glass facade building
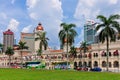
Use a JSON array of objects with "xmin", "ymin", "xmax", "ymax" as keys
[{"xmin": 84, "ymin": 20, "xmax": 98, "ymax": 44}]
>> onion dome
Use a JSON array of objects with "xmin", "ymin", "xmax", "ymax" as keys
[
  {"xmin": 36, "ymin": 23, "xmax": 44, "ymax": 31},
  {"xmin": 3, "ymin": 29, "xmax": 14, "ymax": 35}
]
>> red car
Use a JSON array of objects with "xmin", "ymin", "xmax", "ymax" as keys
[{"xmin": 77, "ymin": 67, "xmax": 88, "ymax": 71}]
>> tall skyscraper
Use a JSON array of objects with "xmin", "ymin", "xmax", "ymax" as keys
[
  {"xmin": 84, "ymin": 20, "xmax": 98, "ymax": 44},
  {"xmin": 3, "ymin": 29, "xmax": 14, "ymax": 52}
]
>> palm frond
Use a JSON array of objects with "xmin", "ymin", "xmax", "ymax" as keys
[
  {"xmin": 68, "ymin": 24, "xmax": 76, "ymax": 29},
  {"xmin": 58, "ymin": 22, "xmax": 77, "ymax": 46},
  {"xmin": 96, "ymin": 24, "xmax": 105, "ymax": 31},
  {"xmin": 97, "ymin": 15, "xmax": 107, "ymax": 23},
  {"xmin": 60, "ymin": 23, "xmax": 66, "ymax": 27},
  {"xmin": 35, "ymin": 31, "xmax": 49, "ymax": 51},
  {"xmin": 109, "ymin": 14, "xmax": 120, "ymax": 21},
  {"xmin": 5, "ymin": 47, "xmax": 14, "ymax": 56}
]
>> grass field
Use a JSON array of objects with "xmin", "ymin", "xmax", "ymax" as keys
[{"xmin": 0, "ymin": 68, "xmax": 120, "ymax": 80}]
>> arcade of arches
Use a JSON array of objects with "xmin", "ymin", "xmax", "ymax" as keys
[
  {"xmin": 73, "ymin": 41, "xmax": 120, "ymax": 71},
  {"xmin": 74, "ymin": 61, "xmax": 119, "ymax": 68}
]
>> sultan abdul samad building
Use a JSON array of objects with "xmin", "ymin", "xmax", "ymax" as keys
[{"xmin": 0, "ymin": 23, "xmax": 120, "ymax": 72}]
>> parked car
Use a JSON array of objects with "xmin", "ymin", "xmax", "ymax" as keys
[
  {"xmin": 76, "ymin": 67, "xmax": 88, "ymax": 71},
  {"xmin": 90, "ymin": 67, "xmax": 102, "ymax": 72},
  {"xmin": 11, "ymin": 64, "xmax": 21, "ymax": 68}
]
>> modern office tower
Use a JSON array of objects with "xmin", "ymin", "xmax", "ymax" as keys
[
  {"xmin": 20, "ymin": 32, "xmax": 35, "ymax": 53},
  {"xmin": 84, "ymin": 20, "xmax": 98, "ymax": 44},
  {"xmin": 3, "ymin": 29, "xmax": 14, "ymax": 52}
]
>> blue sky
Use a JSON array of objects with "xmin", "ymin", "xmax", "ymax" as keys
[{"xmin": 0, "ymin": 0, "xmax": 120, "ymax": 49}]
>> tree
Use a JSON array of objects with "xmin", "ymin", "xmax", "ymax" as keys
[
  {"xmin": 18, "ymin": 41, "xmax": 28, "ymax": 68},
  {"xmin": 80, "ymin": 41, "xmax": 89, "ymax": 67},
  {"xmin": 96, "ymin": 14, "xmax": 120, "ymax": 71},
  {"xmin": 0, "ymin": 43, "xmax": 3, "ymax": 53},
  {"xmin": 5, "ymin": 47, "xmax": 14, "ymax": 67},
  {"xmin": 58, "ymin": 23, "xmax": 77, "ymax": 68},
  {"xmin": 35, "ymin": 32, "xmax": 49, "ymax": 54},
  {"xmin": 69, "ymin": 46, "xmax": 77, "ymax": 60},
  {"xmin": 37, "ymin": 48, "xmax": 42, "ymax": 56}
]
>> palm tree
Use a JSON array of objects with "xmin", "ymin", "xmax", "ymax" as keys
[
  {"xmin": 18, "ymin": 41, "xmax": 28, "ymax": 68},
  {"xmin": 69, "ymin": 46, "xmax": 77, "ymax": 59},
  {"xmin": 37, "ymin": 48, "xmax": 42, "ymax": 56},
  {"xmin": 69, "ymin": 46, "xmax": 77, "ymax": 60},
  {"xmin": 0, "ymin": 43, "xmax": 3, "ymax": 53},
  {"xmin": 96, "ymin": 14, "xmax": 120, "ymax": 71},
  {"xmin": 80, "ymin": 41, "xmax": 89, "ymax": 67},
  {"xmin": 35, "ymin": 32, "xmax": 49, "ymax": 54},
  {"xmin": 58, "ymin": 22, "xmax": 77, "ymax": 68},
  {"xmin": 5, "ymin": 47, "xmax": 14, "ymax": 67}
]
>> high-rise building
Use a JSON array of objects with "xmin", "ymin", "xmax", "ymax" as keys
[
  {"xmin": 84, "ymin": 20, "xmax": 98, "ymax": 44},
  {"xmin": 3, "ymin": 29, "xmax": 14, "ymax": 52}
]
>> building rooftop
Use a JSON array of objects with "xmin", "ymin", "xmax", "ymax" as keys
[{"xmin": 3, "ymin": 29, "xmax": 14, "ymax": 35}]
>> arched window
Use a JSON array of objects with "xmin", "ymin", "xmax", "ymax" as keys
[
  {"xmin": 109, "ymin": 62, "xmax": 112, "ymax": 67},
  {"xmin": 94, "ymin": 61, "xmax": 98, "ymax": 67},
  {"xmin": 96, "ymin": 53, "xmax": 98, "ymax": 57},
  {"xmin": 79, "ymin": 61, "xmax": 82, "ymax": 67},
  {"xmin": 109, "ymin": 52, "xmax": 111, "ymax": 56},
  {"xmin": 74, "ymin": 62, "xmax": 77, "ymax": 69},
  {"xmin": 88, "ymin": 53, "xmax": 91, "ymax": 59},
  {"xmin": 84, "ymin": 62, "xmax": 87, "ymax": 67},
  {"xmin": 88, "ymin": 61, "xmax": 91, "ymax": 67},
  {"xmin": 2, "ymin": 63, "xmax": 4, "ymax": 66},
  {"xmin": 113, "ymin": 50, "xmax": 119, "ymax": 56},
  {"xmin": 93, "ymin": 53, "xmax": 96, "ymax": 57},
  {"xmin": 104, "ymin": 52, "xmax": 107, "ymax": 56},
  {"xmin": 102, "ymin": 61, "xmax": 107, "ymax": 67},
  {"xmin": 113, "ymin": 61, "xmax": 119, "ymax": 68}
]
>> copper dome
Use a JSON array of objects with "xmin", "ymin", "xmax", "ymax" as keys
[{"xmin": 36, "ymin": 23, "xmax": 44, "ymax": 31}]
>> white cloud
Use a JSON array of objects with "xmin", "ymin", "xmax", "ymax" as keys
[
  {"xmin": 81, "ymin": 0, "xmax": 96, "ymax": 7},
  {"xmin": 7, "ymin": 18, "xmax": 19, "ymax": 32},
  {"xmin": 11, "ymin": 0, "xmax": 15, "ymax": 4},
  {"xmin": 29, "ymin": 12, "xmax": 38, "ymax": 20},
  {"xmin": 0, "ymin": 12, "xmax": 7, "ymax": 20},
  {"xmin": 75, "ymin": 29, "xmax": 84, "ymax": 47},
  {"xmin": 22, "ymin": 25, "xmax": 32, "ymax": 33},
  {"xmin": 27, "ymin": 0, "xmax": 63, "ymax": 20},
  {"xmin": 26, "ymin": 0, "xmax": 37, "ymax": 9},
  {"xmin": 93, "ymin": 10, "xmax": 100, "ymax": 18},
  {"xmin": 109, "ymin": 0, "xmax": 118, "ymax": 4},
  {"xmin": 26, "ymin": 0, "xmax": 63, "ymax": 48},
  {"xmin": 73, "ymin": 0, "xmax": 120, "ymax": 46},
  {"xmin": 74, "ymin": 0, "xmax": 100, "ymax": 20},
  {"xmin": 0, "ymin": 12, "xmax": 8, "ymax": 25},
  {"xmin": 74, "ymin": 0, "xmax": 120, "ymax": 20}
]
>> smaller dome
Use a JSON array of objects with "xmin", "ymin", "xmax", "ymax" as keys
[{"xmin": 36, "ymin": 23, "xmax": 44, "ymax": 31}]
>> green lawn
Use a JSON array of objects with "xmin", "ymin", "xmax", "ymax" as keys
[{"xmin": 0, "ymin": 68, "xmax": 120, "ymax": 80}]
